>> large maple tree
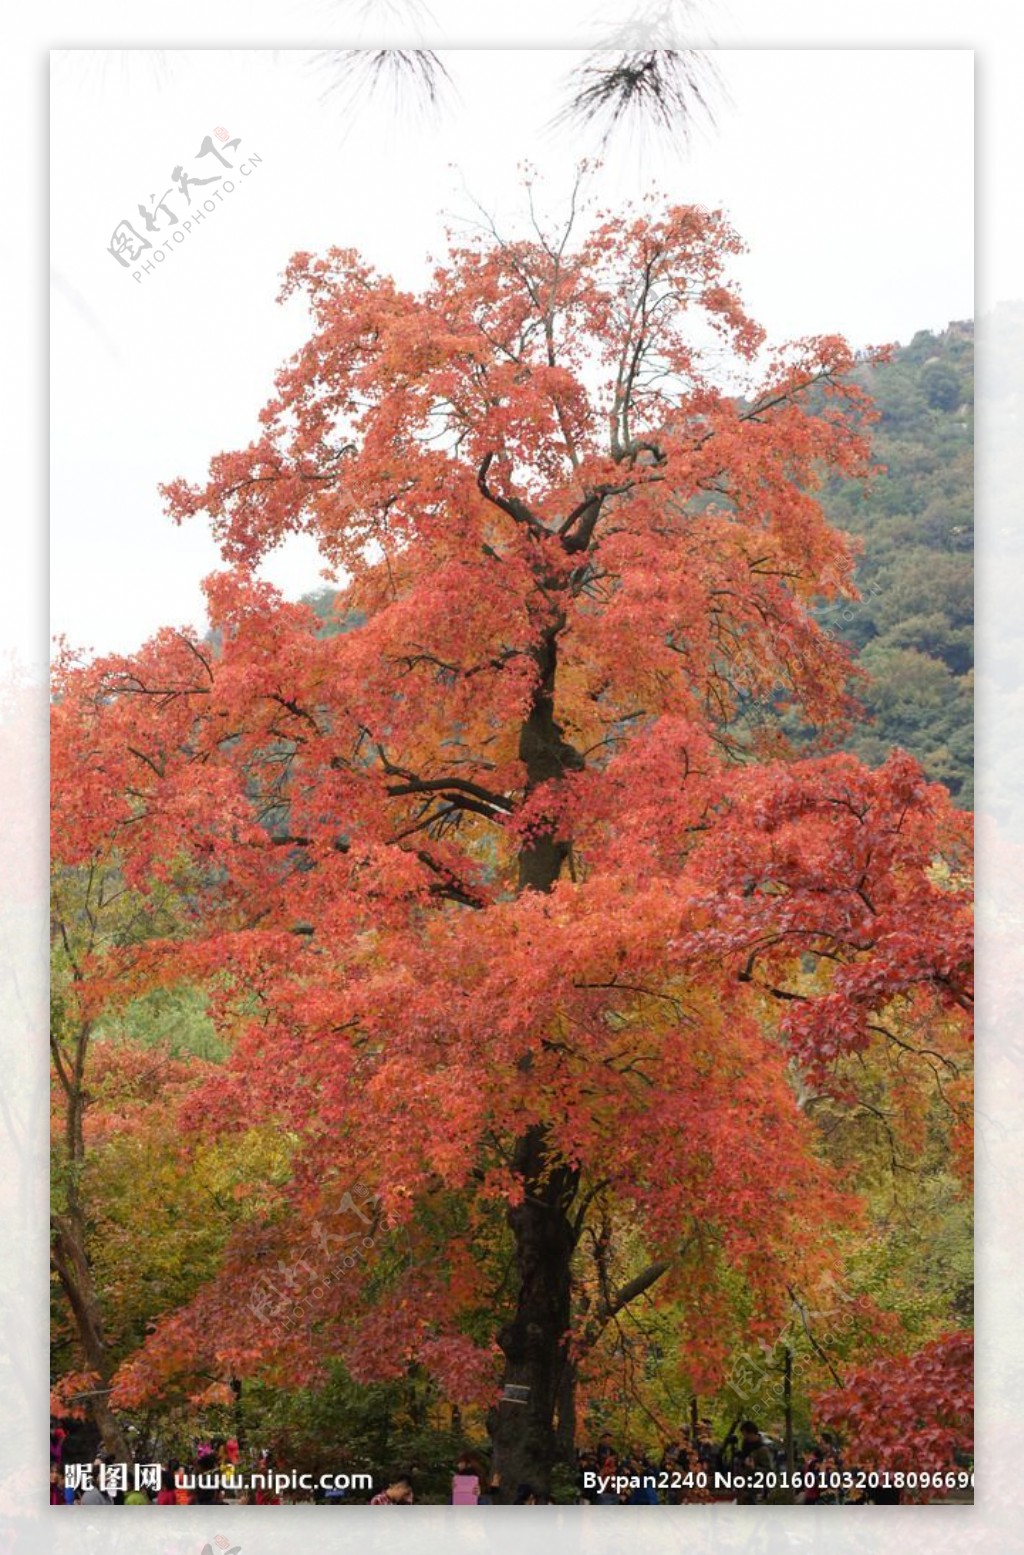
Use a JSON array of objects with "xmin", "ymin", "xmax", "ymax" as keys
[{"xmin": 51, "ymin": 195, "xmax": 972, "ymax": 1494}]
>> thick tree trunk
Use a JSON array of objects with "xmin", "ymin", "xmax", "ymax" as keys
[
  {"xmin": 491, "ymin": 1127, "xmax": 578, "ymax": 1499},
  {"xmin": 489, "ymin": 618, "xmax": 584, "ymax": 1499}
]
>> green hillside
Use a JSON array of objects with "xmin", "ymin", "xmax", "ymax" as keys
[{"xmin": 817, "ymin": 322, "xmax": 974, "ymax": 805}]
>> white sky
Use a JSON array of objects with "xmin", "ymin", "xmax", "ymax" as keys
[{"xmin": 49, "ymin": 46, "xmax": 975, "ymax": 660}]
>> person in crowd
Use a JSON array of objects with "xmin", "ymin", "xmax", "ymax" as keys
[
  {"xmin": 731, "ymin": 1421, "xmax": 774, "ymax": 1504},
  {"xmin": 253, "ymin": 1448, "xmax": 280, "ymax": 1504},
  {"xmin": 595, "ymin": 1449, "xmax": 620, "ymax": 1506},
  {"xmin": 595, "ymin": 1432, "xmax": 615, "ymax": 1467},
  {"xmin": 625, "ymin": 1456, "xmax": 660, "ymax": 1505},
  {"xmin": 667, "ymin": 1431, "xmax": 693, "ymax": 1475},
  {"xmin": 193, "ymin": 1447, "xmax": 223, "ymax": 1505},
  {"xmin": 79, "ymin": 1461, "xmax": 112, "ymax": 1506},
  {"xmin": 370, "ymin": 1472, "xmax": 415, "ymax": 1504},
  {"xmin": 513, "ymin": 1482, "xmax": 538, "ymax": 1504},
  {"xmin": 452, "ymin": 1451, "xmax": 486, "ymax": 1504},
  {"xmin": 478, "ymin": 1469, "xmax": 502, "ymax": 1504},
  {"xmin": 815, "ymin": 1436, "xmax": 846, "ymax": 1504},
  {"xmin": 592, "ymin": 1440, "xmax": 621, "ymax": 1506},
  {"xmin": 173, "ymin": 1457, "xmax": 192, "ymax": 1504},
  {"xmin": 695, "ymin": 1418, "xmax": 719, "ymax": 1473},
  {"xmin": 577, "ymin": 1449, "xmax": 599, "ymax": 1504},
  {"xmin": 155, "ymin": 1466, "xmax": 177, "ymax": 1505}
]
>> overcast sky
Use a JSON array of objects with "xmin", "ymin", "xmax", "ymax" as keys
[{"xmin": 51, "ymin": 46, "xmax": 973, "ymax": 659}]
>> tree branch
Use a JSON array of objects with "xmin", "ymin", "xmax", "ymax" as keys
[
  {"xmin": 476, "ymin": 452, "xmax": 548, "ymax": 537},
  {"xmin": 384, "ymin": 775, "xmax": 513, "ymax": 814}
]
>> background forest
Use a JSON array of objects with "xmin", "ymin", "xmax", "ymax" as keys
[{"xmin": 815, "ymin": 323, "xmax": 973, "ymax": 806}]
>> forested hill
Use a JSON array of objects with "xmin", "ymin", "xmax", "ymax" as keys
[{"xmin": 818, "ymin": 321, "xmax": 974, "ymax": 806}]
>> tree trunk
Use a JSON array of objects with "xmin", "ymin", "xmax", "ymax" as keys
[
  {"xmin": 783, "ymin": 1346, "xmax": 795, "ymax": 1475},
  {"xmin": 51, "ymin": 1216, "xmax": 132, "ymax": 1463},
  {"xmin": 491, "ymin": 1126, "xmax": 578, "ymax": 1499},
  {"xmin": 490, "ymin": 617, "xmax": 582, "ymax": 1499},
  {"xmin": 51, "ymin": 1014, "xmax": 132, "ymax": 1466}
]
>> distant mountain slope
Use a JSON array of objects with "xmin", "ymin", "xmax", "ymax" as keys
[{"xmin": 819, "ymin": 322, "xmax": 973, "ymax": 806}]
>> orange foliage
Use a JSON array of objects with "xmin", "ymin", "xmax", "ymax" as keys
[{"xmin": 52, "ymin": 195, "xmax": 972, "ymax": 1422}]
